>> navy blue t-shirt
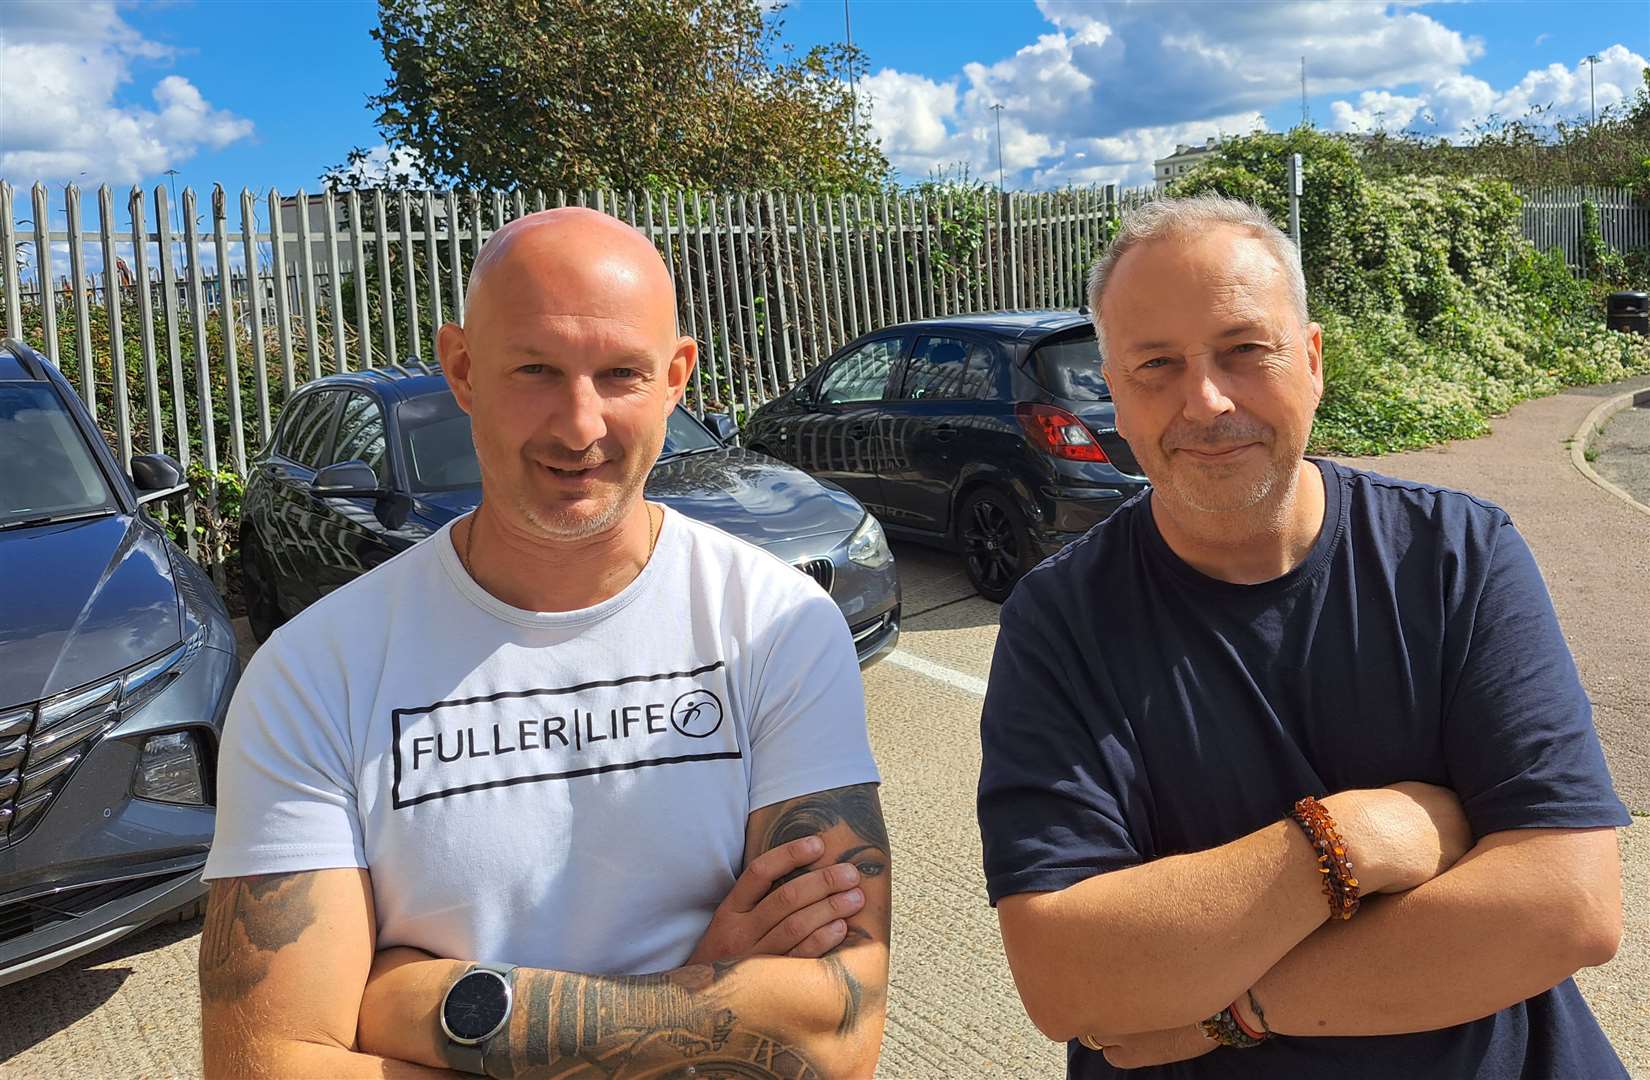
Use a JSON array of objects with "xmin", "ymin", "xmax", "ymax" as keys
[{"xmin": 977, "ymin": 459, "xmax": 1629, "ymax": 1080}]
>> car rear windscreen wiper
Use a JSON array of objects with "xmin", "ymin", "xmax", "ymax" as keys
[{"xmin": 0, "ymin": 507, "xmax": 117, "ymax": 532}]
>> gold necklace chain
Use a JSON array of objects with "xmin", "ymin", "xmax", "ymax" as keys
[{"xmin": 460, "ymin": 503, "xmax": 661, "ymax": 584}]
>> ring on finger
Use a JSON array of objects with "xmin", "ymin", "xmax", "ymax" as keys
[{"xmin": 1078, "ymin": 1034, "xmax": 1114, "ymax": 1052}]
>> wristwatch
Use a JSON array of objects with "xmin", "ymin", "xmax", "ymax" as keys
[{"xmin": 440, "ymin": 961, "xmax": 518, "ymax": 1075}]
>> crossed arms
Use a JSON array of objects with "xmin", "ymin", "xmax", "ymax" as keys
[
  {"xmin": 996, "ymin": 782, "xmax": 1621, "ymax": 1068},
  {"xmin": 199, "ymin": 782, "xmax": 890, "ymax": 1078}
]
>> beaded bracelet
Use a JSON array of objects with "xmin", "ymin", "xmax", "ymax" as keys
[
  {"xmin": 1199, "ymin": 1005, "xmax": 1267, "ymax": 1049},
  {"xmin": 1289, "ymin": 795, "xmax": 1361, "ymax": 921}
]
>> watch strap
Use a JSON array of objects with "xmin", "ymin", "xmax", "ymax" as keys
[{"xmin": 445, "ymin": 962, "xmax": 519, "ymax": 1076}]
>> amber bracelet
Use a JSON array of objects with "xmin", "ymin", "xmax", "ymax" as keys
[
  {"xmin": 1289, "ymin": 795, "xmax": 1361, "ymax": 921},
  {"xmin": 1199, "ymin": 1005, "xmax": 1267, "ymax": 1049}
]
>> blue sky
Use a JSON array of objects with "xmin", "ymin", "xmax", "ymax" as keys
[{"xmin": 1, "ymin": 0, "xmax": 1646, "ymax": 205}]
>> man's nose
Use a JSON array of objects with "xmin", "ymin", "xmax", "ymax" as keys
[
  {"xmin": 1181, "ymin": 359, "xmax": 1235, "ymax": 422},
  {"xmin": 549, "ymin": 376, "xmax": 608, "ymax": 450}
]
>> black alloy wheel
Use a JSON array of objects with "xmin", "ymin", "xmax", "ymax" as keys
[{"xmin": 958, "ymin": 487, "xmax": 1036, "ymax": 603}]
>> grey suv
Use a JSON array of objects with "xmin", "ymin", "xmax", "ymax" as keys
[{"xmin": 0, "ymin": 339, "xmax": 240, "ymax": 988}]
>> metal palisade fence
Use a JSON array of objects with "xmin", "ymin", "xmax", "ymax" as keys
[
  {"xmin": 0, "ymin": 180, "xmax": 1155, "ymax": 491},
  {"xmin": 1515, "ymin": 186, "xmax": 1649, "ymax": 271},
  {"xmin": 3, "ymin": 176, "xmax": 1643, "ymax": 561}
]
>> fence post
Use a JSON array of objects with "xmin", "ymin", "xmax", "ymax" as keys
[
  {"xmin": 97, "ymin": 185, "xmax": 132, "ymax": 468},
  {"xmin": 293, "ymin": 189, "xmax": 323, "ymax": 380},
  {"xmin": 734, "ymin": 194, "xmax": 766, "ymax": 405},
  {"xmin": 423, "ymin": 189, "xmax": 443, "ymax": 343},
  {"xmin": 181, "ymin": 188, "xmax": 219, "ymax": 481},
  {"xmin": 348, "ymin": 190, "xmax": 371, "ymax": 370},
  {"xmin": 127, "ymin": 189, "xmax": 164, "ymax": 458},
  {"xmin": 446, "ymin": 189, "xmax": 465, "ymax": 326},
  {"xmin": 64, "ymin": 185, "xmax": 97, "ymax": 417},
  {"xmin": 240, "ymin": 189, "xmax": 272, "ymax": 444},
  {"xmin": 373, "ymin": 191, "xmax": 397, "ymax": 365},
  {"xmin": 31, "ymin": 183, "xmax": 60, "ymax": 358},
  {"xmin": 0, "ymin": 183, "xmax": 19, "ymax": 339},
  {"xmin": 267, "ymin": 189, "xmax": 298, "ymax": 394},
  {"xmin": 212, "ymin": 186, "xmax": 246, "ymax": 476},
  {"xmin": 323, "ymin": 187, "xmax": 348, "ymax": 372}
]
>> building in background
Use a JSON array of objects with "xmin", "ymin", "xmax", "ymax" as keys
[{"xmin": 1153, "ymin": 137, "xmax": 1223, "ymax": 189}]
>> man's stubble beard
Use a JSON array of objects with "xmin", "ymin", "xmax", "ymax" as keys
[
  {"xmin": 478, "ymin": 436, "xmax": 661, "ymax": 543},
  {"xmin": 1146, "ymin": 417, "xmax": 1310, "ymax": 521}
]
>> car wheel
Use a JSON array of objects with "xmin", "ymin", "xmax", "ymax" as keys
[
  {"xmin": 958, "ymin": 487, "xmax": 1037, "ymax": 604},
  {"xmin": 241, "ymin": 535, "xmax": 285, "ymax": 643}
]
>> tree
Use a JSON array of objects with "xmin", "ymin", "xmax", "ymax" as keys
[{"xmin": 353, "ymin": 0, "xmax": 889, "ymax": 194}]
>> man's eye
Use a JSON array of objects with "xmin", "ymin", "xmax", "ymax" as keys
[
  {"xmin": 518, "ymin": 364, "xmax": 546, "ymax": 375},
  {"xmin": 1231, "ymin": 343, "xmax": 1262, "ymax": 354},
  {"xmin": 611, "ymin": 368, "xmax": 642, "ymax": 379},
  {"xmin": 1139, "ymin": 357, "xmax": 1171, "ymax": 370}
]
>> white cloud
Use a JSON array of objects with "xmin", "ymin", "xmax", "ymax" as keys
[
  {"xmin": 861, "ymin": 0, "xmax": 1482, "ymax": 187},
  {"xmin": 1328, "ymin": 44, "xmax": 1648, "ymax": 137},
  {"xmin": 0, "ymin": 0, "xmax": 252, "ymax": 185}
]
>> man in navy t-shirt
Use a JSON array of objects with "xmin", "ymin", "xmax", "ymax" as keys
[{"xmin": 977, "ymin": 195, "xmax": 1628, "ymax": 1079}]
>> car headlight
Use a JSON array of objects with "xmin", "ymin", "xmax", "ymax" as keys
[
  {"xmin": 847, "ymin": 514, "xmax": 893, "ymax": 570},
  {"xmin": 132, "ymin": 730, "xmax": 205, "ymax": 805}
]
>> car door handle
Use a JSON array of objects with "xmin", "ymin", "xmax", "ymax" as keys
[
  {"xmin": 933, "ymin": 424, "xmax": 958, "ymax": 442},
  {"xmin": 847, "ymin": 425, "xmax": 868, "ymax": 440}
]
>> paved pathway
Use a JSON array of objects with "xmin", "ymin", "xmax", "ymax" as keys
[{"xmin": 3, "ymin": 378, "xmax": 1646, "ymax": 1078}]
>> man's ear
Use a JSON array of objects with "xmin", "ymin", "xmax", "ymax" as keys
[
  {"xmin": 666, "ymin": 335, "xmax": 697, "ymax": 409},
  {"xmin": 438, "ymin": 323, "xmax": 473, "ymax": 415},
  {"xmin": 1305, "ymin": 321, "xmax": 1324, "ymax": 404}
]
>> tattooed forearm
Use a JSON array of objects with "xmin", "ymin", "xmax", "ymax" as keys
[
  {"xmin": 199, "ymin": 873, "xmax": 319, "ymax": 1002},
  {"xmin": 759, "ymin": 785, "xmax": 889, "ymax": 862},
  {"xmin": 484, "ymin": 963, "xmax": 819, "ymax": 1080},
  {"xmin": 823, "ymin": 955, "xmax": 865, "ymax": 1038}
]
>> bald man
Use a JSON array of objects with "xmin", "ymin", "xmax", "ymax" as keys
[{"xmin": 199, "ymin": 209, "xmax": 890, "ymax": 1078}]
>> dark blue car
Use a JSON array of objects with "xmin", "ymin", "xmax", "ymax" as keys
[
  {"xmin": 238, "ymin": 363, "xmax": 901, "ymax": 667},
  {"xmin": 0, "ymin": 339, "xmax": 241, "ymax": 987},
  {"xmin": 744, "ymin": 311, "xmax": 1149, "ymax": 601}
]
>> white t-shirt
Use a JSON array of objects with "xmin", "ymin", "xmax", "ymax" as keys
[{"xmin": 203, "ymin": 506, "xmax": 879, "ymax": 975}]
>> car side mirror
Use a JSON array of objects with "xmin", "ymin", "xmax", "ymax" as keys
[
  {"xmin": 709, "ymin": 412, "xmax": 739, "ymax": 444},
  {"xmin": 312, "ymin": 461, "xmax": 385, "ymax": 499},
  {"xmin": 131, "ymin": 453, "xmax": 187, "ymax": 505}
]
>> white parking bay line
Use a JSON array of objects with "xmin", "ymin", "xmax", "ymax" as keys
[{"xmin": 884, "ymin": 649, "xmax": 989, "ymax": 698}]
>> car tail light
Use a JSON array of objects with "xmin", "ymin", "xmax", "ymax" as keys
[{"xmin": 1014, "ymin": 403, "xmax": 1109, "ymax": 462}]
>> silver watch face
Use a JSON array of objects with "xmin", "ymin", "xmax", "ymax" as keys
[{"xmin": 442, "ymin": 969, "xmax": 512, "ymax": 1045}]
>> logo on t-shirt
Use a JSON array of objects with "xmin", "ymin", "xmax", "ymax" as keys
[
  {"xmin": 670, "ymin": 689, "xmax": 724, "ymax": 738},
  {"xmin": 389, "ymin": 661, "xmax": 739, "ymax": 809}
]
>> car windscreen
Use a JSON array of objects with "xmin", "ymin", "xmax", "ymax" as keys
[
  {"xmin": 1027, "ymin": 332, "xmax": 1108, "ymax": 401},
  {"xmin": 397, "ymin": 393, "xmax": 720, "ymax": 493},
  {"xmin": 0, "ymin": 382, "xmax": 119, "ymax": 526}
]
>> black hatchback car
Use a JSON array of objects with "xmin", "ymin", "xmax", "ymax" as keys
[
  {"xmin": 239, "ymin": 363, "xmax": 900, "ymax": 666},
  {"xmin": 0, "ymin": 339, "xmax": 240, "ymax": 987},
  {"xmin": 744, "ymin": 311, "xmax": 1149, "ymax": 600}
]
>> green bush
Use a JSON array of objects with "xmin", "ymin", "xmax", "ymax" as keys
[{"xmin": 1169, "ymin": 128, "xmax": 1650, "ymax": 456}]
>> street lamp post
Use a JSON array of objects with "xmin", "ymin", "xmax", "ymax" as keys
[{"xmin": 1585, "ymin": 54, "xmax": 1599, "ymax": 126}]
